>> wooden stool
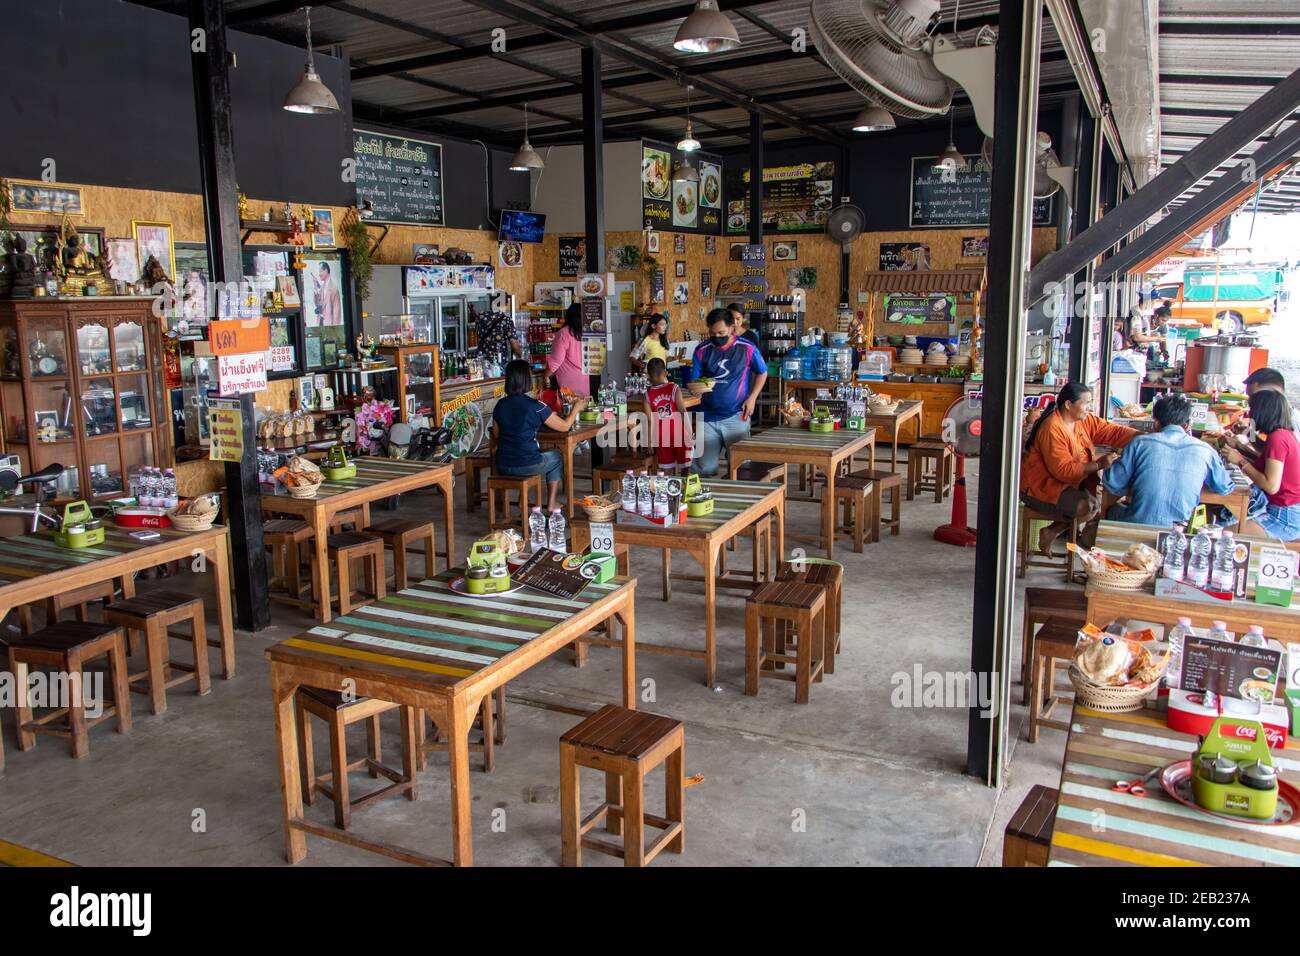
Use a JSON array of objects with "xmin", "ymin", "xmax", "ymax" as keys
[
  {"xmin": 1021, "ymin": 587, "xmax": 1088, "ymax": 704},
  {"xmin": 366, "ymin": 517, "xmax": 437, "ymax": 590},
  {"xmin": 1003, "ymin": 785, "xmax": 1058, "ymax": 866},
  {"xmin": 296, "ymin": 686, "xmax": 417, "ymax": 831},
  {"xmin": 1017, "ymin": 504, "xmax": 1083, "ymax": 581},
  {"xmin": 487, "ymin": 473, "xmax": 543, "ymax": 531},
  {"xmin": 44, "ymin": 579, "xmax": 116, "ymax": 624},
  {"xmin": 745, "ymin": 580, "xmax": 826, "ymax": 703},
  {"xmin": 329, "ymin": 507, "xmax": 364, "ymax": 533},
  {"xmin": 831, "ymin": 475, "xmax": 875, "ymax": 553},
  {"xmin": 1028, "ymin": 621, "xmax": 1077, "ymax": 743},
  {"xmin": 559, "ymin": 704, "xmax": 685, "ymax": 867},
  {"xmin": 776, "ymin": 559, "xmax": 843, "ymax": 674},
  {"xmin": 310, "ymin": 532, "xmax": 386, "ymax": 616},
  {"xmin": 416, "ymin": 686, "xmax": 507, "ymax": 773},
  {"xmin": 7, "ymin": 621, "xmax": 131, "ymax": 759},
  {"xmin": 264, "ymin": 518, "xmax": 313, "ymax": 599},
  {"xmin": 733, "ymin": 460, "xmax": 787, "ymax": 484},
  {"xmin": 464, "ymin": 452, "xmax": 491, "ymax": 512},
  {"xmin": 850, "ymin": 469, "xmax": 902, "ymax": 542},
  {"xmin": 104, "ymin": 590, "xmax": 215, "ymax": 716},
  {"xmin": 907, "ymin": 440, "xmax": 953, "ymax": 503}
]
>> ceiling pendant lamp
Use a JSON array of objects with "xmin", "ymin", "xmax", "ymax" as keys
[
  {"xmin": 673, "ymin": 157, "xmax": 700, "ymax": 184},
  {"xmin": 673, "ymin": 0, "xmax": 742, "ymax": 54},
  {"xmin": 283, "ymin": 6, "xmax": 340, "ymax": 114},
  {"xmin": 852, "ymin": 106, "xmax": 895, "ymax": 132},
  {"xmin": 677, "ymin": 85, "xmax": 701, "ymax": 152},
  {"xmin": 933, "ymin": 107, "xmax": 968, "ymax": 172},
  {"xmin": 509, "ymin": 103, "xmax": 545, "ymax": 172}
]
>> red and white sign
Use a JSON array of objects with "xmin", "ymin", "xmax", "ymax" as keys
[
  {"xmin": 217, "ymin": 351, "xmax": 268, "ymax": 396},
  {"xmin": 270, "ymin": 346, "xmax": 294, "ymax": 372}
]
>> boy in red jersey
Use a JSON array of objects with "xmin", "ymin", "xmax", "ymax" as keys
[{"xmin": 645, "ymin": 357, "xmax": 693, "ymax": 472}]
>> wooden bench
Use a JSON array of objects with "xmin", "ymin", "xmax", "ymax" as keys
[
  {"xmin": 1021, "ymin": 587, "xmax": 1087, "ymax": 704},
  {"xmin": 907, "ymin": 440, "xmax": 953, "ymax": 503},
  {"xmin": 105, "ymin": 590, "xmax": 213, "ymax": 716},
  {"xmin": 733, "ymin": 460, "xmax": 787, "ymax": 484},
  {"xmin": 264, "ymin": 518, "xmax": 314, "ymax": 602},
  {"xmin": 744, "ymin": 580, "xmax": 827, "ymax": 703},
  {"xmin": 417, "ymin": 686, "xmax": 507, "ymax": 773},
  {"xmin": 487, "ymin": 474, "xmax": 543, "ymax": 532},
  {"xmin": 464, "ymin": 453, "xmax": 491, "ymax": 512},
  {"xmin": 1028, "ymin": 621, "xmax": 1078, "ymax": 743},
  {"xmin": 776, "ymin": 560, "xmax": 843, "ymax": 675},
  {"xmin": 366, "ymin": 517, "xmax": 437, "ymax": 590},
  {"xmin": 1017, "ymin": 504, "xmax": 1082, "ymax": 581},
  {"xmin": 832, "ymin": 474, "xmax": 875, "ymax": 553},
  {"xmin": 1003, "ymin": 785, "xmax": 1058, "ymax": 866},
  {"xmin": 560, "ymin": 705, "xmax": 685, "ymax": 867}
]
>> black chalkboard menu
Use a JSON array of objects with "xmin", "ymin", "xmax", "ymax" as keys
[
  {"xmin": 725, "ymin": 161, "xmax": 836, "ymax": 235},
  {"xmin": 641, "ymin": 139, "xmax": 723, "ymax": 235},
  {"xmin": 353, "ymin": 129, "xmax": 444, "ymax": 226},
  {"xmin": 910, "ymin": 155, "xmax": 1052, "ymax": 227}
]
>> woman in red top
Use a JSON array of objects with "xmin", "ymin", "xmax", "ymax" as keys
[
  {"xmin": 644, "ymin": 357, "xmax": 693, "ymax": 471},
  {"xmin": 1223, "ymin": 389, "xmax": 1300, "ymax": 540}
]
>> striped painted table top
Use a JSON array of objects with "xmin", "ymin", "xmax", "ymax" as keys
[
  {"xmin": 731, "ymin": 426, "xmax": 876, "ymax": 456},
  {"xmin": 268, "ymin": 569, "xmax": 633, "ymax": 692},
  {"xmin": 1049, "ymin": 705, "xmax": 1300, "ymax": 867},
  {"xmin": 0, "ymin": 524, "xmax": 222, "ymax": 587},
  {"xmin": 263, "ymin": 458, "xmax": 451, "ymax": 501}
]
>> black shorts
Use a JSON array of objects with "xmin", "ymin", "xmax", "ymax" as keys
[{"xmin": 1020, "ymin": 486, "xmax": 1090, "ymax": 520}]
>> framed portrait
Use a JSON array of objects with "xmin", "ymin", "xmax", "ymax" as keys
[
  {"xmin": 704, "ymin": 235, "xmax": 716, "ymax": 255},
  {"xmin": 673, "ymin": 233, "xmax": 686, "ymax": 254},
  {"xmin": 673, "ymin": 281, "xmax": 689, "ymax": 305},
  {"xmin": 300, "ymin": 255, "xmax": 345, "ymax": 328},
  {"xmin": 646, "ymin": 231, "xmax": 660, "ymax": 254},
  {"xmin": 675, "ymin": 260, "xmax": 686, "ymax": 277},
  {"xmin": 173, "ymin": 242, "xmax": 210, "ymax": 325},
  {"xmin": 298, "ymin": 377, "xmax": 315, "ymax": 411},
  {"xmin": 106, "ymin": 238, "xmax": 137, "ymax": 282},
  {"xmin": 311, "ymin": 209, "xmax": 335, "ymax": 249},
  {"xmin": 8, "ymin": 180, "xmax": 83, "ymax": 216},
  {"xmin": 132, "ymin": 220, "xmax": 176, "ymax": 280}
]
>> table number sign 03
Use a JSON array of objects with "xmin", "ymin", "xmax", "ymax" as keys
[{"xmin": 1256, "ymin": 546, "xmax": 1297, "ymax": 608}]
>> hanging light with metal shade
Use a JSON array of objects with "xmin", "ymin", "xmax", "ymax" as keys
[
  {"xmin": 932, "ymin": 106, "xmax": 968, "ymax": 172},
  {"xmin": 283, "ymin": 7, "xmax": 340, "ymax": 114},
  {"xmin": 509, "ymin": 103, "xmax": 545, "ymax": 172},
  {"xmin": 673, "ymin": 0, "xmax": 742, "ymax": 54},
  {"xmin": 852, "ymin": 105, "xmax": 895, "ymax": 132},
  {"xmin": 673, "ymin": 158, "xmax": 701, "ymax": 184},
  {"xmin": 677, "ymin": 85, "xmax": 702, "ymax": 151}
]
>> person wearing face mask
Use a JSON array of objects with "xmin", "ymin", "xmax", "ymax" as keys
[{"xmin": 689, "ymin": 308, "xmax": 768, "ymax": 476}]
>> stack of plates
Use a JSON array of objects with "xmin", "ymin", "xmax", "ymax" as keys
[
  {"xmin": 949, "ymin": 354, "xmax": 972, "ymax": 367},
  {"xmin": 924, "ymin": 350, "xmax": 949, "ymax": 366},
  {"xmin": 899, "ymin": 347, "xmax": 924, "ymax": 364}
]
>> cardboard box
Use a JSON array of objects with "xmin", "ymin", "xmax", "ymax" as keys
[
  {"xmin": 618, "ymin": 505, "xmax": 687, "ymax": 528},
  {"xmin": 1167, "ymin": 689, "xmax": 1289, "ymax": 749}
]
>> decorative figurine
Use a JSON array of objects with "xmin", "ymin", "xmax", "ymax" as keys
[
  {"xmin": 3, "ymin": 235, "xmax": 37, "ymax": 298},
  {"xmin": 238, "ymin": 190, "xmax": 250, "ymax": 221}
]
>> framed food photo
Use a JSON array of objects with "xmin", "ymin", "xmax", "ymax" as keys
[
  {"xmin": 310, "ymin": 208, "xmax": 335, "ymax": 249},
  {"xmin": 132, "ymin": 220, "xmax": 175, "ymax": 280}
]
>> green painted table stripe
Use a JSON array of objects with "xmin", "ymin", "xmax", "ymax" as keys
[
  {"xmin": 7, "ymin": 535, "xmax": 128, "ymax": 558},
  {"xmin": 381, "ymin": 595, "xmax": 553, "ymax": 629},
  {"xmin": 317, "ymin": 622, "xmax": 510, "ymax": 662},
  {"xmin": 346, "ymin": 604, "xmax": 540, "ymax": 642},
  {"xmin": 312, "ymin": 625, "xmax": 500, "ymax": 665},
  {"xmin": 401, "ymin": 582, "xmax": 592, "ymax": 612}
]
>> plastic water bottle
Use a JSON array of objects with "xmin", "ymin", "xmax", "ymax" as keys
[
  {"xmin": 163, "ymin": 468, "xmax": 177, "ymax": 507},
  {"xmin": 1241, "ymin": 624, "xmax": 1266, "ymax": 648},
  {"xmin": 1161, "ymin": 523, "xmax": 1188, "ymax": 581},
  {"xmin": 1208, "ymin": 620, "xmax": 1230, "ymax": 643},
  {"xmin": 1187, "ymin": 529, "xmax": 1214, "ymax": 588},
  {"xmin": 547, "ymin": 508, "xmax": 567, "ymax": 552},
  {"xmin": 621, "ymin": 470, "xmax": 637, "ymax": 512},
  {"xmin": 652, "ymin": 479, "xmax": 669, "ymax": 518},
  {"xmin": 636, "ymin": 471, "xmax": 652, "ymax": 516},
  {"xmin": 1211, "ymin": 530, "xmax": 1237, "ymax": 591},
  {"xmin": 528, "ymin": 506, "xmax": 548, "ymax": 551},
  {"xmin": 1165, "ymin": 617, "xmax": 1195, "ymax": 690},
  {"xmin": 141, "ymin": 467, "xmax": 158, "ymax": 507}
]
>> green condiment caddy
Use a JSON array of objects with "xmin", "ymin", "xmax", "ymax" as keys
[{"xmin": 52, "ymin": 501, "xmax": 105, "ymax": 549}]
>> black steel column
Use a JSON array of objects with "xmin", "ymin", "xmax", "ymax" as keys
[
  {"xmin": 1067, "ymin": 108, "xmax": 1098, "ymax": 383},
  {"xmin": 839, "ymin": 144, "xmax": 852, "ymax": 307},
  {"xmin": 581, "ymin": 46, "xmax": 605, "ymax": 275},
  {"xmin": 748, "ymin": 111, "xmax": 764, "ymax": 247},
  {"xmin": 188, "ymin": 0, "xmax": 270, "ymax": 631},
  {"xmin": 967, "ymin": 0, "xmax": 1042, "ymax": 783}
]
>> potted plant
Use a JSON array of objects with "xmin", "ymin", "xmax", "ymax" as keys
[{"xmin": 341, "ymin": 208, "xmax": 373, "ymax": 303}]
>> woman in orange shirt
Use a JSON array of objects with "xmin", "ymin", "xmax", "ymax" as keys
[{"xmin": 1020, "ymin": 381, "xmax": 1138, "ymax": 556}]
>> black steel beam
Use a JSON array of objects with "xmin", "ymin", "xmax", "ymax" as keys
[
  {"xmin": 187, "ymin": 0, "xmax": 270, "ymax": 632},
  {"xmin": 1160, "ymin": 73, "xmax": 1282, "ymax": 87},
  {"xmin": 1027, "ymin": 67, "xmax": 1300, "ymax": 303},
  {"xmin": 583, "ymin": 47, "xmax": 606, "ymax": 276},
  {"xmin": 227, "ymin": 0, "xmax": 345, "ymax": 26},
  {"xmin": 1159, "ymin": 21, "xmax": 1300, "ymax": 37}
]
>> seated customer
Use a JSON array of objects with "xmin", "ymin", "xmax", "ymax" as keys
[
  {"xmin": 1103, "ymin": 393, "xmax": 1234, "ymax": 526},
  {"xmin": 1223, "ymin": 389, "xmax": 1300, "ymax": 541},
  {"xmin": 491, "ymin": 359, "xmax": 587, "ymax": 512},
  {"xmin": 1020, "ymin": 381, "xmax": 1139, "ymax": 556}
]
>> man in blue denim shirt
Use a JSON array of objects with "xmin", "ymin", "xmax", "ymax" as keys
[
  {"xmin": 690, "ymin": 308, "xmax": 768, "ymax": 476},
  {"xmin": 1103, "ymin": 393, "xmax": 1235, "ymax": 526}
]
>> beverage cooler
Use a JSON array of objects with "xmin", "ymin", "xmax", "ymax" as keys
[{"xmin": 364, "ymin": 264, "xmax": 513, "ymax": 356}]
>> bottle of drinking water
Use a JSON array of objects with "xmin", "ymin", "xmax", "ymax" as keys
[
  {"xmin": 1241, "ymin": 624, "xmax": 1266, "ymax": 648},
  {"xmin": 621, "ymin": 470, "xmax": 637, "ymax": 512},
  {"xmin": 1187, "ymin": 528, "xmax": 1214, "ymax": 588},
  {"xmin": 636, "ymin": 471, "xmax": 652, "ymax": 515},
  {"xmin": 142, "ymin": 467, "xmax": 159, "ymax": 507},
  {"xmin": 1161, "ymin": 522, "xmax": 1187, "ymax": 581},
  {"xmin": 547, "ymin": 508, "xmax": 567, "ymax": 552},
  {"xmin": 652, "ymin": 479, "xmax": 669, "ymax": 518},
  {"xmin": 528, "ymin": 506, "xmax": 548, "ymax": 551},
  {"xmin": 1211, "ymin": 530, "xmax": 1237, "ymax": 591},
  {"xmin": 1165, "ymin": 617, "xmax": 1195, "ymax": 690},
  {"xmin": 163, "ymin": 468, "xmax": 177, "ymax": 507},
  {"xmin": 1204, "ymin": 619, "xmax": 1232, "ymax": 710}
]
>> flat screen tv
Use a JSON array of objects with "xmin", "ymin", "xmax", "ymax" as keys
[{"xmin": 499, "ymin": 210, "xmax": 546, "ymax": 243}]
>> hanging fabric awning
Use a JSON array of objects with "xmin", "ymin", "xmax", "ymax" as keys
[{"xmin": 860, "ymin": 269, "xmax": 987, "ymax": 294}]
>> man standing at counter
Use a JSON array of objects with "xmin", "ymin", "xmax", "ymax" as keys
[{"xmin": 689, "ymin": 308, "xmax": 768, "ymax": 477}]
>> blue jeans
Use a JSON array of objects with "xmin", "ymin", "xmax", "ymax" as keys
[
  {"xmin": 497, "ymin": 449, "xmax": 563, "ymax": 484},
  {"xmin": 1246, "ymin": 486, "xmax": 1300, "ymax": 541},
  {"xmin": 692, "ymin": 413, "xmax": 750, "ymax": 477}
]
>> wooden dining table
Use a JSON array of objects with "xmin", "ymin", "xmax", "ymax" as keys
[
  {"xmin": 727, "ymin": 426, "xmax": 876, "ymax": 559},
  {"xmin": 864, "ymin": 399, "xmax": 924, "ymax": 473},
  {"xmin": 1100, "ymin": 466, "xmax": 1252, "ymax": 530},
  {"xmin": 537, "ymin": 419, "xmax": 614, "ymax": 518},
  {"xmin": 1048, "ymin": 702, "xmax": 1300, "ymax": 866},
  {"xmin": 265, "ymin": 569, "xmax": 637, "ymax": 867},
  {"xmin": 261, "ymin": 458, "xmax": 454, "ymax": 624},
  {"xmin": 570, "ymin": 478, "xmax": 785, "ymax": 687}
]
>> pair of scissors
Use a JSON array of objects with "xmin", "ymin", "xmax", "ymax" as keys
[{"xmin": 1112, "ymin": 767, "xmax": 1159, "ymax": 797}]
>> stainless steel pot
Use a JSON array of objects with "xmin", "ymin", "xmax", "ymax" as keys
[{"xmin": 1197, "ymin": 343, "xmax": 1253, "ymax": 379}]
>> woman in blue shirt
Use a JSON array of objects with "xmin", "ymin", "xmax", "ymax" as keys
[{"xmin": 492, "ymin": 360, "xmax": 587, "ymax": 511}]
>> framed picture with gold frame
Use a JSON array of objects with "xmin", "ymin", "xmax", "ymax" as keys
[
  {"xmin": 131, "ymin": 220, "xmax": 176, "ymax": 281},
  {"xmin": 7, "ymin": 179, "xmax": 83, "ymax": 216}
]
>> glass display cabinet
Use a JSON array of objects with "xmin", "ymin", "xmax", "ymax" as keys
[
  {"xmin": 376, "ymin": 343, "xmax": 441, "ymax": 423},
  {"xmin": 0, "ymin": 299, "xmax": 171, "ymax": 501}
]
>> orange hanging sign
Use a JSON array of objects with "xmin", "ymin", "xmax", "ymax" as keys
[{"xmin": 208, "ymin": 318, "xmax": 270, "ymax": 356}]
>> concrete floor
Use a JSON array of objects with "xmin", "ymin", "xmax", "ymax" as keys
[{"xmin": 0, "ymin": 450, "xmax": 1072, "ymax": 867}]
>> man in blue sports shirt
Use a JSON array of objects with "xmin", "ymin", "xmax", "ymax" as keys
[{"xmin": 689, "ymin": 307, "xmax": 768, "ymax": 476}]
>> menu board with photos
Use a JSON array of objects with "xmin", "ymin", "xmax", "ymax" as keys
[
  {"xmin": 641, "ymin": 139, "xmax": 723, "ymax": 235},
  {"xmin": 353, "ymin": 129, "xmax": 444, "ymax": 226},
  {"xmin": 910, "ymin": 155, "xmax": 1053, "ymax": 227},
  {"xmin": 725, "ymin": 161, "xmax": 836, "ymax": 235}
]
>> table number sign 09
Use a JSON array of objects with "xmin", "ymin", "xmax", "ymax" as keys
[
  {"xmin": 1256, "ymin": 546, "xmax": 1297, "ymax": 607},
  {"xmin": 589, "ymin": 522, "xmax": 615, "ymax": 555}
]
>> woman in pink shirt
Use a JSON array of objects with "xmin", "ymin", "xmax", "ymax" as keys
[{"xmin": 546, "ymin": 304, "xmax": 590, "ymax": 397}]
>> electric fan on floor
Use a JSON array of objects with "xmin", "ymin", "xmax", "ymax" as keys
[{"xmin": 934, "ymin": 393, "xmax": 981, "ymax": 547}]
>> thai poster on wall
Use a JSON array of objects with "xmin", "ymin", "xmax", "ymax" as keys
[
  {"xmin": 879, "ymin": 242, "xmax": 933, "ymax": 271},
  {"xmin": 725, "ymin": 161, "xmax": 836, "ymax": 235},
  {"xmin": 558, "ymin": 237, "xmax": 585, "ymax": 277},
  {"xmin": 641, "ymin": 139, "xmax": 723, "ymax": 235}
]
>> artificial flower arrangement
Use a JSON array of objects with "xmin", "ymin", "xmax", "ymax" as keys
[{"xmin": 353, "ymin": 399, "xmax": 396, "ymax": 454}]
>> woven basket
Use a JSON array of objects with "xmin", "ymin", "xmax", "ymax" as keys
[
  {"xmin": 1085, "ymin": 564, "xmax": 1154, "ymax": 590},
  {"xmin": 781, "ymin": 409, "xmax": 810, "ymax": 428},
  {"xmin": 582, "ymin": 501, "xmax": 620, "ymax": 522},
  {"xmin": 1068, "ymin": 666, "xmax": 1157, "ymax": 713},
  {"xmin": 868, "ymin": 401, "xmax": 899, "ymax": 415},
  {"xmin": 287, "ymin": 480, "xmax": 323, "ymax": 499},
  {"xmin": 167, "ymin": 510, "xmax": 217, "ymax": 532}
]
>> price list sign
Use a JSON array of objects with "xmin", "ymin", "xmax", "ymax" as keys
[
  {"xmin": 353, "ymin": 130, "xmax": 444, "ymax": 226},
  {"xmin": 739, "ymin": 244, "xmax": 767, "ymax": 312}
]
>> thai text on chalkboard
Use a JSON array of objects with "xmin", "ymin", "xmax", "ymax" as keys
[
  {"xmin": 909, "ymin": 155, "xmax": 1053, "ymax": 227},
  {"xmin": 353, "ymin": 129, "xmax": 444, "ymax": 226}
]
